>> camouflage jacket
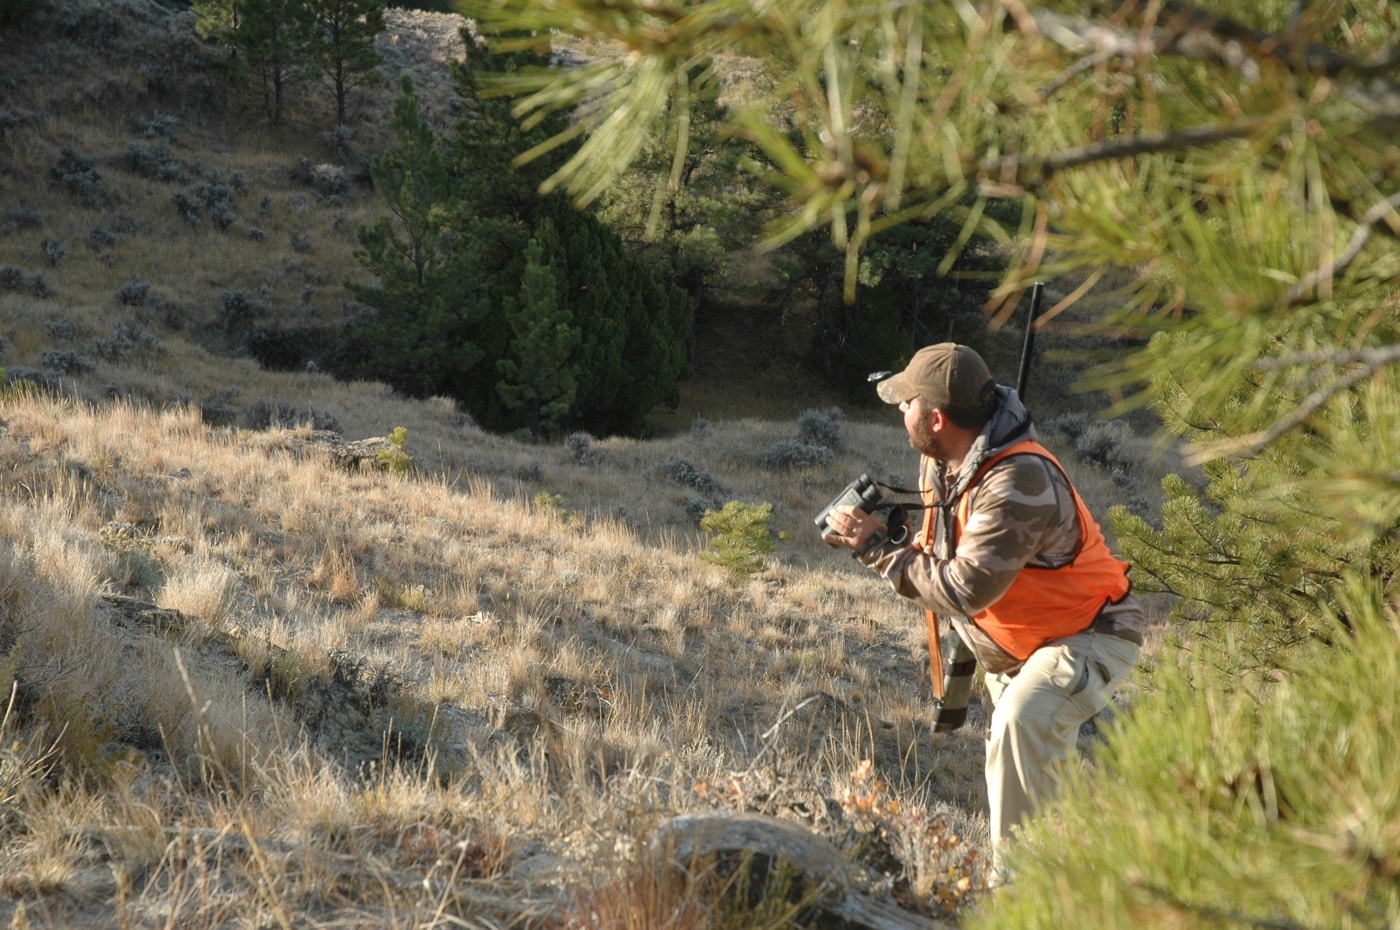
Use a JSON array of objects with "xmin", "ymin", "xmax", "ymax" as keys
[{"xmin": 856, "ymin": 386, "xmax": 1145, "ymax": 673}]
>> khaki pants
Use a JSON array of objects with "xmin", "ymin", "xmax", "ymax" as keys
[{"xmin": 982, "ymin": 630, "xmax": 1140, "ymax": 882}]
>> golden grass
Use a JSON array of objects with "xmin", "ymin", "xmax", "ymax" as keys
[{"xmin": 0, "ymin": 383, "xmax": 1049, "ymax": 926}]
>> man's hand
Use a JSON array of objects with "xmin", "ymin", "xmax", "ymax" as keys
[{"xmin": 820, "ymin": 504, "xmax": 883, "ymax": 552}]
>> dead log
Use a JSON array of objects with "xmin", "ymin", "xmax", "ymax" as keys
[{"xmin": 648, "ymin": 812, "xmax": 952, "ymax": 930}]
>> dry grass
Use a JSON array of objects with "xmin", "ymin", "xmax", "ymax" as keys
[
  {"xmin": 0, "ymin": 379, "xmax": 1171, "ymax": 928},
  {"xmin": 0, "ymin": 2, "xmax": 1180, "ymax": 927}
]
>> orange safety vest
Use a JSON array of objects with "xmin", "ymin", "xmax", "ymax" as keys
[{"xmin": 920, "ymin": 439, "xmax": 1131, "ymax": 683}]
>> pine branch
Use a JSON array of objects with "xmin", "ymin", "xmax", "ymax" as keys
[
  {"xmin": 1286, "ymin": 190, "xmax": 1400, "ymax": 305},
  {"xmin": 1183, "ymin": 345, "xmax": 1400, "ymax": 465},
  {"xmin": 976, "ymin": 122, "xmax": 1261, "ymax": 191},
  {"xmin": 1031, "ymin": 4, "xmax": 1389, "ymax": 81}
]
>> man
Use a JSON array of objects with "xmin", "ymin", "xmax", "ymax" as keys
[{"xmin": 820, "ymin": 342, "xmax": 1145, "ymax": 885}]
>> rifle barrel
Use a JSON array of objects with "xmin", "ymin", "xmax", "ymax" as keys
[{"xmin": 1015, "ymin": 282, "xmax": 1045, "ymax": 398}]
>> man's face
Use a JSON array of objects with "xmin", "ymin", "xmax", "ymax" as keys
[{"xmin": 900, "ymin": 397, "xmax": 945, "ymax": 460}]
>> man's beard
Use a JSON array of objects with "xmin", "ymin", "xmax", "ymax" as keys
[{"xmin": 909, "ymin": 416, "xmax": 946, "ymax": 461}]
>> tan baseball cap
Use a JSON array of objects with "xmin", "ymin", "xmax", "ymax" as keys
[{"xmin": 875, "ymin": 343, "xmax": 996, "ymax": 407}]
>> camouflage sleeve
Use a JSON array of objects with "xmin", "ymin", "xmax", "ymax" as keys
[{"xmin": 856, "ymin": 455, "xmax": 1078, "ymax": 617}]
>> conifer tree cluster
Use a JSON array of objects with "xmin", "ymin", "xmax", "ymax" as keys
[
  {"xmin": 193, "ymin": 0, "xmax": 384, "ymax": 126},
  {"xmin": 345, "ymin": 38, "xmax": 692, "ymax": 437}
]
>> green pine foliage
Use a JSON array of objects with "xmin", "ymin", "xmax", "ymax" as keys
[
  {"xmin": 192, "ymin": 0, "xmax": 383, "ymax": 126},
  {"xmin": 592, "ymin": 63, "xmax": 772, "ymax": 302},
  {"xmin": 456, "ymin": 2, "xmax": 1400, "ymax": 924},
  {"xmin": 1111, "ymin": 328, "xmax": 1400, "ymax": 670},
  {"xmin": 227, "ymin": 0, "xmax": 312, "ymax": 125},
  {"xmin": 699, "ymin": 501, "xmax": 776, "ymax": 577},
  {"xmin": 375, "ymin": 425, "xmax": 415, "ymax": 476},
  {"xmin": 496, "ymin": 235, "xmax": 580, "ymax": 437}
]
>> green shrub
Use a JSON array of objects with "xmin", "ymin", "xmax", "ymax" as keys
[
  {"xmin": 532, "ymin": 491, "xmax": 570, "ymax": 522},
  {"xmin": 700, "ymin": 501, "xmax": 776, "ymax": 577},
  {"xmin": 376, "ymin": 426, "xmax": 415, "ymax": 476}
]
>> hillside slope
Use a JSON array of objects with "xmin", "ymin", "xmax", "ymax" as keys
[
  {"xmin": 0, "ymin": 0, "xmax": 867, "ymax": 440},
  {"xmin": 0, "ymin": 3, "xmax": 1173, "ymax": 928}
]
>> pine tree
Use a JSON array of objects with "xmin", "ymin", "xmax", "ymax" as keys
[
  {"xmin": 347, "ymin": 74, "xmax": 488, "ymax": 400},
  {"xmin": 301, "ymin": 0, "xmax": 385, "ymax": 127},
  {"xmin": 441, "ymin": 32, "xmax": 691, "ymax": 434},
  {"xmin": 495, "ymin": 234, "xmax": 580, "ymax": 437},
  {"xmin": 230, "ymin": 0, "xmax": 311, "ymax": 125}
]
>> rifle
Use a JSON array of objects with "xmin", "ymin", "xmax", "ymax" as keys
[{"xmin": 929, "ymin": 281, "xmax": 1046, "ymax": 732}]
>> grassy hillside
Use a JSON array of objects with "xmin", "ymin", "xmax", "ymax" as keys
[{"xmin": 0, "ymin": 3, "xmax": 1177, "ymax": 927}]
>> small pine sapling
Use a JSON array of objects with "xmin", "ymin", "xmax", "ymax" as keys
[{"xmin": 700, "ymin": 501, "xmax": 776, "ymax": 577}]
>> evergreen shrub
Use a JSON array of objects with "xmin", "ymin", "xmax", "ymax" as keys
[
  {"xmin": 684, "ymin": 497, "xmax": 720, "ymax": 524},
  {"xmin": 567, "ymin": 432, "xmax": 604, "ymax": 466},
  {"xmin": 126, "ymin": 140, "xmax": 188, "ymax": 182},
  {"xmin": 376, "ymin": 426, "xmax": 415, "ymax": 476},
  {"xmin": 44, "ymin": 318, "xmax": 79, "ymax": 341},
  {"xmin": 116, "ymin": 278, "xmax": 152, "ymax": 307},
  {"xmin": 135, "ymin": 112, "xmax": 178, "ymax": 140},
  {"xmin": 40, "ymin": 349, "xmax": 93, "ymax": 375},
  {"xmin": 93, "ymin": 323, "xmax": 159, "ymax": 363},
  {"xmin": 87, "ymin": 226, "xmax": 116, "ymax": 252},
  {"xmin": 700, "ymin": 501, "xmax": 776, "ymax": 577}
]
